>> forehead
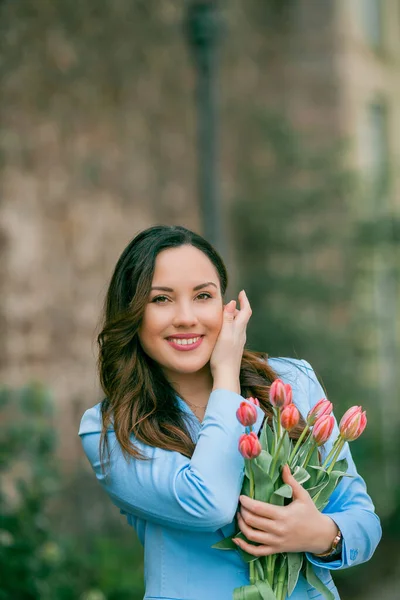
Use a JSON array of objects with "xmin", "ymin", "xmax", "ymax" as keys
[{"xmin": 152, "ymin": 245, "xmax": 219, "ymax": 286}]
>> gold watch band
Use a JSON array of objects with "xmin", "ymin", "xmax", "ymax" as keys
[{"xmin": 314, "ymin": 529, "xmax": 342, "ymax": 558}]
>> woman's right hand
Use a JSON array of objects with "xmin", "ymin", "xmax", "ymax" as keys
[{"xmin": 210, "ymin": 290, "xmax": 252, "ymax": 394}]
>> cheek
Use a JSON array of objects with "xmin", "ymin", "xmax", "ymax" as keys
[
  {"xmin": 207, "ymin": 305, "xmax": 223, "ymax": 334},
  {"xmin": 139, "ymin": 307, "xmax": 166, "ymax": 342}
]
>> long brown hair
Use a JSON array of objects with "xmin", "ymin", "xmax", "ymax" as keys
[{"xmin": 98, "ymin": 225, "xmax": 305, "ymax": 464}]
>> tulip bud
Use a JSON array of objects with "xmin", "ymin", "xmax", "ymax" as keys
[
  {"xmin": 281, "ymin": 403, "xmax": 300, "ymax": 432},
  {"xmin": 269, "ymin": 379, "xmax": 292, "ymax": 408},
  {"xmin": 238, "ymin": 431, "xmax": 262, "ymax": 459},
  {"xmin": 339, "ymin": 406, "xmax": 367, "ymax": 441},
  {"xmin": 236, "ymin": 401, "xmax": 258, "ymax": 427},
  {"xmin": 247, "ymin": 396, "xmax": 260, "ymax": 407},
  {"xmin": 312, "ymin": 414, "xmax": 335, "ymax": 446},
  {"xmin": 307, "ymin": 398, "xmax": 333, "ymax": 426}
]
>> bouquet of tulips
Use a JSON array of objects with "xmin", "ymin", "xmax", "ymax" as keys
[{"xmin": 212, "ymin": 379, "xmax": 367, "ymax": 600}]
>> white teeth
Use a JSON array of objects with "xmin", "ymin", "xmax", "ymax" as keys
[{"xmin": 169, "ymin": 337, "xmax": 201, "ymax": 346}]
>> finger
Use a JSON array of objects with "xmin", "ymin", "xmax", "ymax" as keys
[
  {"xmin": 238, "ymin": 290, "xmax": 251, "ymax": 315},
  {"xmin": 222, "ymin": 300, "xmax": 237, "ymax": 323},
  {"xmin": 281, "ymin": 464, "xmax": 311, "ymax": 502},
  {"xmin": 237, "ymin": 512, "xmax": 269, "ymax": 544},
  {"xmin": 239, "ymin": 506, "xmax": 281, "ymax": 537},
  {"xmin": 232, "ymin": 537, "xmax": 274, "ymax": 557},
  {"xmin": 239, "ymin": 495, "xmax": 282, "ymax": 520}
]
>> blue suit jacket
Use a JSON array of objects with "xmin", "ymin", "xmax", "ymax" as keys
[{"xmin": 79, "ymin": 358, "xmax": 381, "ymax": 600}]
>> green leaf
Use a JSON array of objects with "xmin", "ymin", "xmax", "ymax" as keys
[
  {"xmin": 242, "ymin": 474, "xmax": 251, "ymax": 497},
  {"xmin": 260, "ymin": 420, "xmax": 275, "ymax": 454},
  {"xmin": 314, "ymin": 468, "xmax": 351, "ymax": 511},
  {"xmin": 211, "ymin": 536, "xmax": 238, "ymax": 550},
  {"xmin": 281, "ymin": 431, "xmax": 291, "ymax": 461},
  {"xmin": 259, "ymin": 420, "xmax": 268, "ymax": 451},
  {"xmin": 255, "ymin": 579, "xmax": 278, "ymax": 600},
  {"xmin": 287, "ymin": 552, "xmax": 303, "ymax": 596},
  {"xmin": 234, "ymin": 583, "xmax": 270, "ymax": 600},
  {"xmin": 233, "ymin": 586, "xmax": 245, "ymax": 600},
  {"xmin": 292, "ymin": 466, "xmax": 310, "ymax": 485},
  {"xmin": 245, "ymin": 460, "xmax": 252, "ymax": 480},
  {"xmin": 251, "ymin": 463, "xmax": 274, "ymax": 503},
  {"xmin": 275, "ymin": 483, "xmax": 293, "ymax": 498},
  {"xmin": 233, "ymin": 532, "xmax": 261, "ymax": 563},
  {"xmin": 270, "ymin": 483, "xmax": 293, "ymax": 505},
  {"xmin": 305, "ymin": 466, "xmax": 329, "ymax": 493},
  {"xmin": 305, "ymin": 560, "xmax": 335, "ymax": 600},
  {"xmin": 331, "ymin": 458, "xmax": 348, "ymax": 474},
  {"xmin": 255, "ymin": 450, "xmax": 273, "ymax": 474}
]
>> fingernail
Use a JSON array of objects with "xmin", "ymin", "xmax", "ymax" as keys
[{"xmin": 232, "ymin": 538, "xmax": 239, "ymax": 545}]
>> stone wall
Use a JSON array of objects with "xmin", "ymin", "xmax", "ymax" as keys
[{"xmin": 0, "ymin": 0, "xmax": 346, "ymax": 463}]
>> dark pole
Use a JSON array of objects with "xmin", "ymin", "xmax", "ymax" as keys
[{"xmin": 185, "ymin": 1, "xmax": 224, "ymax": 255}]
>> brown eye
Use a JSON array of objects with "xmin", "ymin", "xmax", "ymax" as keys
[
  {"xmin": 196, "ymin": 292, "xmax": 212, "ymax": 300},
  {"xmin": 152, "ymin": 295, "xmax": 170, "ymax": 304}
]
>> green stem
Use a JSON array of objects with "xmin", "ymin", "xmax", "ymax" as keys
[
  {"xmin": 248, "ymin": 460, "xmax": 255, "ymax": 584},
  {"xmin": 250, "ymin": 561, "xmax": 255, "ymax": 585},
  {"xmin": 301, "ymin": 440, "xmax": 317, "ymax": 469},
  {"xmin": 288, "ymin": 424, "xmax": 310, "ymax": 466},
  {"xmin": 320, "ymin": 435, "xmax": 342, "ymax": 471},
  {"xmin": 275, "ymin": 557, "xmax": 287, "ymax": 600},
  {"xmin": 255, "ymin": 559, "xmax": 264, "ymax": 581},
  {"xmin": 249, "ymin": 459, "xmax": 255, "ymax": 499},
  {"xmin": 326, "ymin": 439, "xmax": 345, "ymax": 476},
  {"xmin": 276, "ymin": 408, "xmax": 281, "ymax": 440},
  {"xmin": 266, "ymin": 554, "xmax": 274, "ymax": 587},
  {"xmin": 315, "ymin": 436, "xmax": 342, "ymax": 483},
  {"xmin": 270, "ymin": 432, "xmax": 287, "ymax": 479},
  {"xmin": 313, "ymin": 439, "xmax": 345, "ymax": 505}
]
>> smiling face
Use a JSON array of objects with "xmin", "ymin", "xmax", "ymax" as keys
[{"xmin": 138, "ymin": 245, "xmax": 224, "ymax": 380}]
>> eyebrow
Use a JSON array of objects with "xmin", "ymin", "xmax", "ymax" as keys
[{"xmin": 150, "ymin": 281, "xmax": 218, "ymax": 292}]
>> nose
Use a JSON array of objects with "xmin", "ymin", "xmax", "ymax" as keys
[{"xmin": 172, "ymin": 300, "xmax": 198, "ymax": 328}]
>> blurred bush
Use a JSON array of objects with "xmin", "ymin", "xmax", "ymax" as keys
[{"xmin": 0, "ymin": 384, "xmax": 144, "ymax": 600}]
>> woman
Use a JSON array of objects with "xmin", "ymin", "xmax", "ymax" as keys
[{"xmin": 79, "ymin": 225, "xmax": 381, "ymax": 600}]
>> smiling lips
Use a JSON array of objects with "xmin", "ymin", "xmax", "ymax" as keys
[{"xmin": 166, "ymin": 335, "xmax": 204, "ymax": 351}]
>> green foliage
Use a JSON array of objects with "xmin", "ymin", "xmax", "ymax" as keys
[
  {"xmin": 0, "ymin": 384, "xmax": 144, "ymax": 600},
  {"xmin": 230, "ymin": 110, "xmax": 400, "ymax": 597},
  {"xmin": 230, "ymin": 111, "xmax": 356, "ymax": 396}
]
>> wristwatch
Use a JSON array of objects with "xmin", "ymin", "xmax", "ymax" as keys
[{"xmin": 314, "ymin": 528, "xmax": 342, "ymax": 559}]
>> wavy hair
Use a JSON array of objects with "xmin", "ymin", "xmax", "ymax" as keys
[{"xmin": 98, "ymin": 225, "xmax": 305, "ymax": 464}]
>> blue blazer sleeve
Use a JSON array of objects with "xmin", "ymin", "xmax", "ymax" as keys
[
  {"xmin": 296, "ymin": 360, "xmax": 382, "ymax": 570},
  {"xmin": 79, "ymin": 389, "xmax": 264, "ymax": 533}
]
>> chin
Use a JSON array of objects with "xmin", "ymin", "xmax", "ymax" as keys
[{"xmin": 165, "ymin": 357, "xmax": 210, "ymax": 375}]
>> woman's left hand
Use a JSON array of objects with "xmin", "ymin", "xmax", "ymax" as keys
[{"xmin": 233, "ymin": 465, "xmax": 338, "ymax": 556}]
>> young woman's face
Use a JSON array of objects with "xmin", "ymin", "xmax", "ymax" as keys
[{"xmin": 138, "ymin": 245, "xmax": 224, "ymax": 378}]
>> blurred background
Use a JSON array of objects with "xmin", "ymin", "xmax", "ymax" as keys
[{"xmin": 1, "ymin": 1, "xmax": 399, "ymax": 599}]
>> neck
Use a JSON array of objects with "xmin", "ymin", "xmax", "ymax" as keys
[{"xmin": 164, "ymin": 365, "xmax": 213, "ymax": 408}]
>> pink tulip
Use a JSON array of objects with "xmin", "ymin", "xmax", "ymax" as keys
[
  {"xmin": 281, "ymin": 404, "xmax": 300, "ymax": 431},
  {"xmin": 339, "ymin": 406, "xmax": 367, "ymax": 441},
  {"xmin": 312, "ymin": 414, "xmax": 335, "ymax": 446},
  {"xmin": 238, "ymin": 432, "xmax": 262, "ymax": 459},
  {"xmin": 236, "ymin": 401, "xmax": 258, "ymax": 427},
  {"xmin": 269, "ymin": 379, "xmax": 292, "ymax": 408},
  {"xmin": 247, "ymin": 396, "xmax": 260, "ymax": 407},
  {"xmin": 307, "ymin": 398, "xmax": 333, "ymax": 426}
]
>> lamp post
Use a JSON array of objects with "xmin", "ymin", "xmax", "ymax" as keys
[{"xmin": 185, "ymin": 0, "xmax": 224, "ymax": 255}]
